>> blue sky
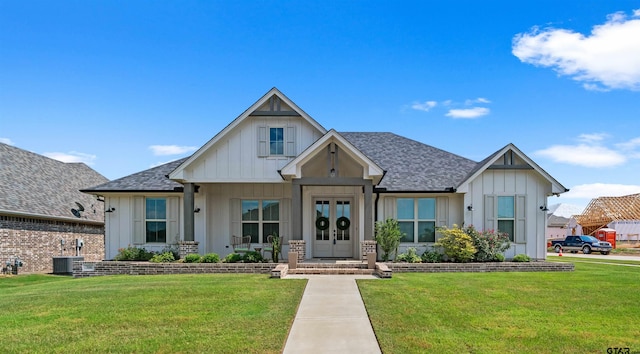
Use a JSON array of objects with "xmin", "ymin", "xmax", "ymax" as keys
[{"xmin": 2, "ymin": 1, "xmax": 640, "ymax": 211}]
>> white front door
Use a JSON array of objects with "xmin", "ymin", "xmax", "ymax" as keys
[{"xmin": 313, "ymin": 198, "xmax": 353, "ymax": 258}]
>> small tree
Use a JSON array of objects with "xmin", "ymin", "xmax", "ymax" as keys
[
  {"xmin": 435, "ymin": 224, "xmax": 476, "ymax": 263},
  {"xmin": 375, "ymin": 218, "xmax": 403, "ymax": 261}
]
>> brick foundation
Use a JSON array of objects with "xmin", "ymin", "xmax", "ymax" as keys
[
  {"xmin": 387, "ymin": 261, "xmax": 574, "ymax": 273},
  {"xmin": 1, "ymin": 215, "xmax": 104, "ymax": 274},
  {"xmin": 73, "ymin": 261, "xmax": 275, "ymax": 278}
]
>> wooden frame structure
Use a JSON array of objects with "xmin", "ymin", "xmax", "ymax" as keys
[{"xmin": 574, "ymin": 193, "xmax": 640, "ymax": 235}]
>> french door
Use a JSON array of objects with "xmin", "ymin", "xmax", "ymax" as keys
[{"xmin": 312, "ymin": 198, "xmax": 353, "ymax": 258}]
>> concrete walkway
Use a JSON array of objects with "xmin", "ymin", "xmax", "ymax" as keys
[{"xmin": 283, "ymin": 275, "xmax": 382, "ymax": 354}]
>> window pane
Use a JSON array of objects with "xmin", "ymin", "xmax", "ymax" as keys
[
  {"xmin": 397, "ymin": 199, "xmax": 414, "ymax": 219},
  {"xmin": 418, "ymin": 198, "xmax": 436, "ymax": 219},
  {"xmin": 243, "ymin": 223, "xmax": 259, "ymax": 243},
  {"xmin": 270, "ymin": 128, "xmax": 284, "ymax": 155},
  {"xmin": 242, "ymin": 200, "xmax": 259, "ymax": 221},
  {"xmin": 398, "ymin": 221, "xmax": 414, "ymax": 242},
  {"xmin": 263, "ymin": 223, "xmax": 279, "ymax": 243},
  {"xmin": 498, "ymin": 220, "xmax": 514, "ymax": 242},
  {"xmin": 263, "ymin": 200, "xmax": 279, "ymax": 221},
  {"xmin": 146, "ymin": 221, "xmax": 166, "ymax": 243},
  {"xmin": 146, "ymin": 198, "xmax": 166, "ymax": 220},
  {"xmin": 418, "ymin": 221, "xmax": 436, "ymax": 242},
  {"xmin": 497, "ymin": 196, "xmax": 514, "ymax": 218}
]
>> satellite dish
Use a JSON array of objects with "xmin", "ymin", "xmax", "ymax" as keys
[
  {"xmin": 71, "ymin": 208, "xmax": 82, "ymax": 218},
  {"xmin": 75, "ymin": 202, "xmax": 85, "ymax": 212}
]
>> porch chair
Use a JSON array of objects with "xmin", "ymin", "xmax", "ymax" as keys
[
  {"xmin": 263, "ymin": 234, "xmax": 285, "ymax": 261},
  {"xmin": 231, "ymin": 235, "xmax": 251, "ymax": 254}
]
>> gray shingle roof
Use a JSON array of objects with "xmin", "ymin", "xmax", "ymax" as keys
[
  {"xmin": 80, "ymin": 134, "xmax": 482, "ymax": 193},
  {"xmin": 82, "ymin": 158, "xmax": 187, "ymax": 193},
  {"xmin": 340, "ymin": 132, "xmax": 479, "ymax": 191},
  {"xmin": 0, "ymin": 143, "xmax": 109, "ymax": 222}
]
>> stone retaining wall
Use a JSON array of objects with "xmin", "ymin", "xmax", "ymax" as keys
[
  {"xmin": 73, "ymin": 261, "xmax": 276, "ymax": 278},
  {"xmin": 387, "ymin": 261, "xmax": 574, "ymax": 273}
]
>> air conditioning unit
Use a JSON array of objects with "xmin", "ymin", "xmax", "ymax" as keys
[{"xmin": 52, "ymin": 256, "xmax": 84, "ymax": 274}]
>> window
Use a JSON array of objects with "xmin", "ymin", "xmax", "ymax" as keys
[
  {"xmin": 146, "ymin": 198, "xmax": 166, "ymax": 243},
  {"xmin": 497, "ymin": 196, "xmax": 515, "ymax": 242},
  {"xmin": 397, "ymin": 198, "xmax": 436, "ymax": 243},
  {"xmin": 270, "ymin": 127, "xmax": 284, "ymax": 155},
  {"xmin": 242, "ymin": 200, "xmax": 279, "ymax": 243}
]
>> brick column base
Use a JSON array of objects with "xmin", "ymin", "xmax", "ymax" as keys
[
  {"xmin": 289, "ymin": 240, "xmax": 305, "ymax": 262},
  {"xmin": 361, "ymin": 240, "xmax": 377, "ymax": 260},
  {"xmin": 178, "ymin": 241, "xmax": 199, "ymax": 258}
]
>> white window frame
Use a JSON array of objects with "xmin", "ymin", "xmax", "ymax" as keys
[
  {"xmin": 145, "ymin": 197, "xmax": 167, "ymax": 243},
  {"xmin": 397, "ymin": 198, "xmax": 437, "ymax": 243},
  {"xmin": 241, "ymin": 200, "xmax": 280, "ymax": 244}
]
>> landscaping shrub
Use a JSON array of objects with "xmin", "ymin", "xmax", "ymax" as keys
[
  {"xmin": 114, "ymin": 246, "xmax": 154, "ymax": 261},
  {"xmin": 201, "ymin": 253, "xmax": 220, "ymax": 263},
  {"xmin": 435, "ymin": 225, "xmax": 476, "ymax": 263},
  {"xmin": 494, "ymin": 253, "xmax": 505, "ymax": 262},
  {"xmin": 396, "ymin": 247, "xmax": 422, "ymax": 263},
  {"xmin": 512, "ymin": 254, "xmax": 531, "ymax": 262},
  {"xmin": 223, "ymin": 253, "xmax": 243, "ymax": 263},
  {"xmin": 375, "ymin": 218, "xmax": 403, "ymax": 261},
  {"xmin": 183, "ymin": 254, "xmax": 201, "ymax": 263},
  {"xmin": 464, "ymin": 225, "xmax": 511, "ymax": 262},
  {"xmin": 150, "ymin": 252, "xmax": 175, "ymax": 263},
  {"xmin": 161, "ymin": 244, "xmax": 181, "ymax": 261},
  {"xmin": 242, "ymin": 251, "xmax": 264, "ymax": 263},
  {"xmin": 421, "ymin": 248, "xmax": 444, "ymax": 263}
]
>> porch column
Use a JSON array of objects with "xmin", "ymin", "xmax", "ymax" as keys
[
  {"xmin": 292, "ymin": 180, "xmax": 302, "ymax": 240},
  {"xmin": 364, "ymin": 180, "xmax": 373, "ymax": 240},
  {"xmin": 183, "ymin": 183, "xmax": 195, "ymax": 242}
]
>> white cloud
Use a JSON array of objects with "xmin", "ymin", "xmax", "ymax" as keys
[
  {"xmin": 464, "ymin": 98, "xmax": 491, "ymax": 105},
  {"xmin": 44, "ymin": 151, "xmax": 97, "ymax": 165},
  {"xmin": 577, "ymin": 133, "xmax": 608, "ymax": 143},
  {"xmin": 616, "ymin": 136, "xmax": 640, "ymax": 150},
  {"xmin": 562, "ymin": 183, "xmax": 640, "ymax": 199},
  {"xmin": 534, "ymin": 144, "xmax": 626, "ymax": 167},
  {"xmin": 149, "ymin": 145, "xmax": 198, "ymax": 156},
  {"xmin": 445, "ymin": 107, "xmax": 490, "ymax": 119},
  {"xmin": 0, "ymin": 137, "xmax": 14, "ymax": 145},
  {"xmin": 512, "ymin": 9, "xmax": 640, "ymax": 91},
  {"xmin": 411, "ymin": 101, "xmax": 437, "ymax": 112}
]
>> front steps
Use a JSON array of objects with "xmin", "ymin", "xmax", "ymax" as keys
[{"xmin": 271, "ymin": 260, "xmax": 392, "ymax": 278}]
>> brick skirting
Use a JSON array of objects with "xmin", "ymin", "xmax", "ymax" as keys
[{"xmin": 387, "ymin": 261, "xmax": 574, "ymax": 273}]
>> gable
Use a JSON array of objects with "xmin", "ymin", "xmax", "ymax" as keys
[
  {"xmin": 456, "ymin": 144, "xmax": 567, "ymax": 195},
  {"xmin": 169, "ymin": 88, "xmax": 327, "ymax": 183},
  {"xmin": 280, "ymin": 130, "xmax": 384, "ymax": 183}
]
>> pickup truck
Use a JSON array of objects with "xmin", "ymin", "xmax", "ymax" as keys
[{"xmin": 551, "ymin": 235, "xmax": 612, "ymax": 255}]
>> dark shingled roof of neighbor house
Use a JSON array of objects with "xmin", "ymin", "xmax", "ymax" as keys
[
  {"xmin": 0, "ymin": 143, "xmax": 109, "ymax": 222},
  {"xmin": 82, "ymin": 157, "xmax": 187, "ymax": 193},
  {"xmin": 340, "ymin": 132, "xmax": 479, "ymax": 191}
]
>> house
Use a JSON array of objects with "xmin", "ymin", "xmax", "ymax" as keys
[
  {"xmin": 545, "ymin": 203, "xmax": 584, "ymax": 240},
  {"xmin": 571, "ymin": 193, "xmax": 640, "ymax": 242},
  {"xmin": 82, "ymin": 88, "xmax": 567, "ymax": 261},
  {"xmin": 0, "ymin": 143, "xmax": 109, "ymax": 273}
]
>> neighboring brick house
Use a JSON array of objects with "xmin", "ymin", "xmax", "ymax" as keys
[{"xmin": 0, "ymin": 143, "xmax": 108, "ymax": 273}]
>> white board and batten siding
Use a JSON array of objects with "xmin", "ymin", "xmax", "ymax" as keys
[
  {"xmin": 378, "ymin": 194, "xmax": 465, "ymax": 255},
  {"xmin": 103, "ymin": 195, "xmax": 183, "ymax": 260},
  {"xmin": 466, "ymin": 169, "xmax": 550, "ymax": 260},
  {"xmin": 181, "ymin": 116, "xmax": 323, "ymax": 183},
  {"xmin": 202, "ymin": 183, "xmax": 292, "ymax": 256}
]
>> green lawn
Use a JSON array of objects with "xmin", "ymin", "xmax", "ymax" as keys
[
  {"xmin": 548, "ymin": 255, "xmax": 640, "ymax": 266},
  {"xmin": 358, "ymin": 262, "xmax": 640, "ymax": 354},
  {"xmin": 0, "ymin": 274, "xmax": 306, "ymax": 353}
]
